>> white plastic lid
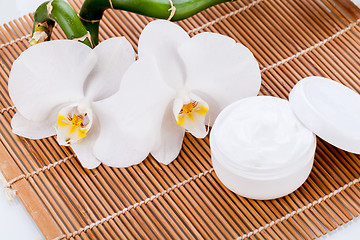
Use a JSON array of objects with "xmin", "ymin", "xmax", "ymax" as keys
[{"xmin": 289, "ymin": 76, "xmax": 360, "ymax": 154}]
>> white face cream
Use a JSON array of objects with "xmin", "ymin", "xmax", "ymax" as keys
[{"xmin": 211, "ymin": 96, "xmax": 316, "ymax": 200}]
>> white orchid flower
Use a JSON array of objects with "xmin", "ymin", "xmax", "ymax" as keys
[
  {"xmin": 9, "ymin": 37, "xmax": 135, "ymax": 169},
  {"xmin": 92, "ymin": 20, "xmax": 261, "ymax": 167}
]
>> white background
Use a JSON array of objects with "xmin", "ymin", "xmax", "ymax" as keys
[
  {"xmin": 0, "ymin": 2, "xmax": 56, "ymax": 240},
  {"xmin": 0, "ymin": 0, "xmax": 359, "ymax": 239}
]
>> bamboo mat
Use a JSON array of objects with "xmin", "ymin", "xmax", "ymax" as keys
[{"xmin": 1, "ymin": 0, "xmax": 360, "ymax": 239}]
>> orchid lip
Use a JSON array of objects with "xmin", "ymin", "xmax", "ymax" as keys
[
  {"xmin": 176, "ymin": 100, "xmax": 209, "ymax": 126},
  {"xmin": 56, "ymin": 104, "xmax": 93, "ymax": 146},
  {"xmin": 173, "ymin": 95, "xmax": 209, "ymax": 138}
]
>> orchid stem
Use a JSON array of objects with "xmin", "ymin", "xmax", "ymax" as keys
[
  {"xmin": 32, "ymin": 0, "xmax": 230, "ymax": 48},
  {"xmin": 32, "ymin": 0, "xmax": 93, "ymax": 47},
  {"xmin": 79, "ymin": 0, "xmax": 230, "ymax": 46}
]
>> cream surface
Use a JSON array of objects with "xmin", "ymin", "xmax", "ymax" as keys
[{"xmin": 213, "ymin": 96, "xmax": 315, "ymax": 170}]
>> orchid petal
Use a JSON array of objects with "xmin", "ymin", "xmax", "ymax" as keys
[
  {"xmin": 72, "ymin": 144, "xmax": 101, "ymax": 169},
  {"xmin": 178, "ymin": 32, "xmax": 261, "ymax": 118},
  {"xmin": 9, "ymin": 40, "xmax": 97, "ymax": 122},
  {"xmin": 71, "ymin": 117, "xmax": 101, "ymax": 169},
  {"xmin": 92, "ymin": 104, "xmax": 147, "ymax": 167},
  {"xmin": 93, "ymin": 56, "xmax": 176, "ymax": 167},
  {"xmin": 138, "ymin": 20, "xmax": 189, "ymax": 89},
  {"xmin": 11, "ymin": 112, "xmax": 56, "ymax": 139},
  {"xmin": 92, "ymin": 99, "xmax": 156, "ymax": 168},
  {"xmin": 84, "ymin": 37, "xmax": 136, "ymax": 101},
  {"xmin": 151, "ymin": 103, "xmax": 185, "ymax": 165}
]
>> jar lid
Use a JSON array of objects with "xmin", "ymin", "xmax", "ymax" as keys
[{"xmin": 289, "ymin": 76, "xmax": 360, "ymax": 154}]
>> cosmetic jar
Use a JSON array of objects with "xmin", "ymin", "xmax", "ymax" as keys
[{"xmin": 211, "ymin": 77, "xmax": 360, "ymax": 200}]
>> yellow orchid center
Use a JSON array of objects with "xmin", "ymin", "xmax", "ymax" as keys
[
  {"xmin": 70, "ymin": 115, "xmax": 84, "ymax": 129},
  {"xmin": 176, "ymin": 101, "xmax": 209, "ymax": 127},
  {"xmin": 57, "ymin": 113, "xmax": 89, "ymax": 145}
]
